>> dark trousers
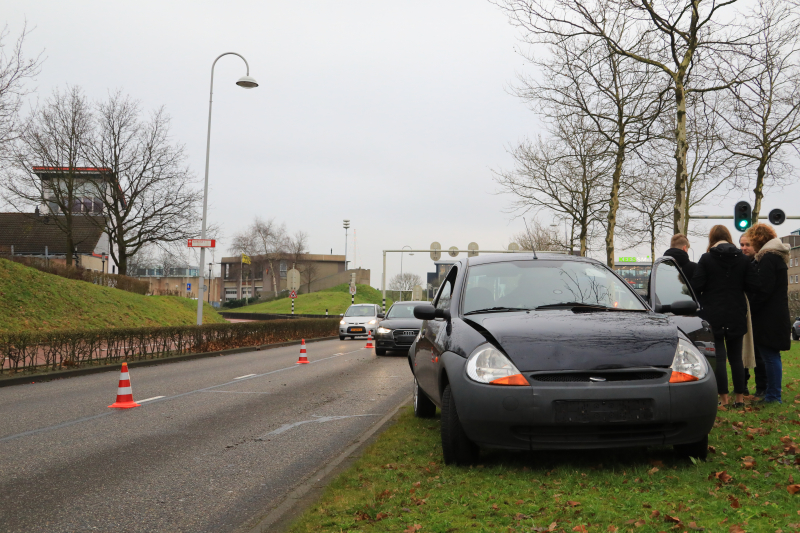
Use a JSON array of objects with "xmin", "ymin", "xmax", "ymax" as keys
[
  {"xmin": 714, "ymin": 332, "xmax": 746, "ymax": 395},
  {"xmin": 745, "ymin": 346, "xmax": 767, "ymax": 393}
]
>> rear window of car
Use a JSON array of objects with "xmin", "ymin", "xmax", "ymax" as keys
[
  {"xmin": 345, "ymin": 305, "xmax": 376, "ymax": 317},
  {"xmin": 463, "ymin": 260, "xmax": 646, "ymax": 313},
  {"xmin": 386, "ymin": 304, "xmax": 418, "ymax": 318}
]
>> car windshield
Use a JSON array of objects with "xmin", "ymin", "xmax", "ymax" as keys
[
  {"xmin": 345, "ymin": 305, "xmax": 375, "ymax": 317},
  {"xmin": 463, "ymin": 260, "xmax": 646, "ymax": 314},
  {"xmin": 386, "ymin": 304, "xmax": 418, "ymax": 319}
]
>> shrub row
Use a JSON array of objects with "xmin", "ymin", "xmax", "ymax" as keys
[
  {"xmin": 0, "ymin": 319, "xmax": 338, "ymax": 375},
  {"xmin": 2, "ymin": 255, "xmax": 149, "ymax": 295}
]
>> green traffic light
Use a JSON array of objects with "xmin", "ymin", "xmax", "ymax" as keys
[{"xmin": 739, "ymin": 220, "xmax": 748, "ymax": 228}]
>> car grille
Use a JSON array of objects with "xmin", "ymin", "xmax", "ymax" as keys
[
  {"xmin": 531, "ymin": 371, "xmax": 666, "ymax": 382},
  {"xmin": 391, "ymin": 329, "xmax": 418, "ymax": 345},
  {"xmin": 513, "ymin": 422, "xmax": 686, "ymax": 444}
]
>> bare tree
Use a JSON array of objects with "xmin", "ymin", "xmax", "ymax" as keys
[
  {"xmin": 511, "ymin": 217, "xmax": 564, "ymax": 251},
  {"xmin": 84, "ymin": 92, "xmax": 201, "ymax": 275},
  {"xmin": 715, "ymin": 0, "xmax": 800, "ymax": 221},
  {"xmin": 3, "ymin": 86, "xmax": 93, "ymax": 266},
  {"xmin": 496, "ymin": 115, "xmax": 611, "ymax": 256},
  {"xmin": 389, "ymin": 272, "xmax": 423, "ymax": 301},
  {"xmin": 301, "ymin": 261, "xmax": 319, "ymax": 294},
  {"xmin": 516, "ymin": 29, "xmax": 667, "ymax": 266},
  {"xmin": 0, "ymin": 23, "xmax": 43, "ymax": 158},
  {"xmin": 231, "ymin": 217, "xmax": 289, "ymax": 296},
  {"xmin": 285, "ymin": 230, "xmax": 309, "ymax": 270},
  {"xmin": 620, "ymin": 160, "xmax": 675, "ymax": 261},
  {"xmin": 494, "ymin": 0, "xmax": 751, "ymax": 233}
]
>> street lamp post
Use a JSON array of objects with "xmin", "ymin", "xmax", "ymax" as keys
[
  {"xmin": 101, "ymin": 253, "xmax": 106, "ymax": 275},
  {"xmin": 400, "ymin": 245, "xmax": 413, "ymax": 302},
  {"xmin": 195, "ymin": 52, "xmax": 258, "ymax": 326},
  {"xmin": 343, "ymin": 220, "xmax": 350, "ymax": 270},
  {"xmin": 208, "ymin": 262, "xmax": 213, "ymax": 303}
]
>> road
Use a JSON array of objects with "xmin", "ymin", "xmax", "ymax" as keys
[{"xmin": 0, "ymin": 339, "xmax": 413, "ymax": 532}]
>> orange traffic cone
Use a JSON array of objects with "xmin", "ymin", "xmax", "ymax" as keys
[
  {"xmin": 296, "ymin": 339, "xmax": 309, "ymax": 364},
  {"xmin": 108, "ymin": 362, "xmax": 140, "ymax": 409},
  {"xmin": 365, "ymin": 331, "xmax": 375, "ymax": 349}
]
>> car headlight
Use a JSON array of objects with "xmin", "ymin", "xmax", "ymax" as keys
[
  {"xmin": 368, "ymin": 319, "xmax": 377, "ymax": 325},
  {"xmin": 466, "ymin": 344, "xmax": 529, "ymax": 386},
  {"xmin": 377, "ymin": 326, "xmax": 392, "ymax": 334},
  {"xmin": 669, "ymin": 338, "xmax": 709, "ymax": 382},
  {"xmin": 339, "ymin": 320, "xmax": 346, "ymax": 325}
]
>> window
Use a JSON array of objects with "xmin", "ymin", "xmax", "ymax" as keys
[
  {"xmin": 280, "ymin": 261, "xmax": 287, "ymax": 279},
  {"xmin": 654, "ymin": 260, "xmax": 693, "ymax": 307},
  {"xmin": 386, "ymin": 303, "xmax": 420, "ymax": 319},
  {"xmin": 224, "ymin": 264, "xmax": 230, "ymax": 279},
  {"xmin": 435, "ymin": 268, "xmax": 457, "ymax": 310},
  {"xmin": 345, "ymin": 305, "xmax": 377, "ymax": 317},
  {"xmin": 93, "ymin": 198, "xmax": 103, "ymax": 213}
]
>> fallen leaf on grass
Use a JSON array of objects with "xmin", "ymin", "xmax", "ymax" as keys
[
  {"xmin": 712, "ymin": 471, "xmax": 733, "ymax": 483},
  {"xmin": 788, "ymin": 484, "xmax": 800, "ymax": 494},
  {"xmin": 404, "ymin": 525, "xmax": 422, "ymax": 533},
  {"xmin": 376, "ymin": 489, "xmax": 391, "ymax": 500},
  {"xmin": 515, "ymin": 499, "xmax": 524, "ymax": 505},
  {"xmin": 741, "ymin": 456, "xmax": 756, "ymax": 469},
  {"xmin": 648, "ymin": 467, "xmax": 659, "ymax": 475},
  {"xmin": 355, "ymin": 511, "xmax": 370, "ymax": 521},
  {"xmin": 572, "ymin": 526, "xmax": 588, "ymax": 532},
  {"xmin": 708, "ymin": 445, "xmax": 717, "ymax": 454},
  {"xmin": 491, "ymin": 503, "xmax": 499, "ymax": 510},
  {"xmin": 688, "ymin": 521, "xmax": 705, "ymax": 531},
  {"xmin": 729, "ymin": 524, "xmax": 746, "ymax": 533},
  {"xmin": 607, "ymin": 526, "xmax": 618, "ymax": 532},
  {"xmin": 566, "ymin": 501, "xmax": 581, "ymax": 507},
  {"xmin": 649, "ymin": 459, "xmax": 665, "ymax": 467},
  {"xmin": 664, "ymin": 515, "xmax": 681, "ymax": 524},
  {"xmin": 549, "ymin": 522, "xmax": 558, "ymax": 531},
  {"xmin": 650, "ymin": 510, "xmax": 660, "ymax": 519},
  {"xmin": 514, "ymin": 513, "xmax": 528, "ymax": 521},
  {"xmin": 728, "ymin": 495, "xmax": 741, "ymax": 509},
  {"xmin": 375, "ymin": 512, "xmax": 389, "ymax": 521}
]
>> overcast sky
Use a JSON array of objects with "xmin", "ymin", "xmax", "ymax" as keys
[{"xmin": 6, "ymin": 1, "xmax": 799, "ymax": 286}]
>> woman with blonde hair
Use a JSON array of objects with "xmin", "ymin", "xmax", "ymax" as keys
[
  {"xmin": 744, "ymin": 223, "xmax": 791, "ymax": 404},
  {"xmin": 692, "ymin": 225, "xmax": 760, "ymax": 407}
]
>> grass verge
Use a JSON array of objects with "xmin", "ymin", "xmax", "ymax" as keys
[
  {"xmin": 227, "ymin": 284, "xmax": 393, "ymax": 315},
  {"xmin": 0, "ymin": 258, "xmax": 225, "ymax": 332},
  {"xmin": 288, "ymin": 343, "xmax": 800, "ymax": 533}
]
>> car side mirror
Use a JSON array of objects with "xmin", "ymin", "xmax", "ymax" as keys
[
  {"xmin": 339, "ymin": 313, "xmax": 344, "ymax": 317},
  {"xmin": 657, "ymin": 300, "xmax": 697, "ymax": 316},
  {"xmin": 414, "ymin": 305, "xmax": 436, "ymax": 320},
  {"xmin": 377, "ymin": 313, "xmax": 385, "ymax": 319}
]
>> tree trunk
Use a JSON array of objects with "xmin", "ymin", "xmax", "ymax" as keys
[
  {"xmin": 579, "ymin": 221, "xmax": 588, "ymax": 257},
  {"xmin": 65, "ymin": 216, "xmax": 74, "ymax": 267},
  {"xmin": 117, "ymin": 237, "xmax": 128, "ymax": 276},
  {"xmin": 752, "ymin": 152, "xmax": 769, "ymax": 223},
  {"xmin": 673, "ymin": 81, "xmax": 689, "ymax": 234},
  {"xmin": 605, "ymin": 134, "xmax": 625, "ymax": 268}
]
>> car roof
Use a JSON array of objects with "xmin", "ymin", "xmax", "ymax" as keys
[
  {"xmin": 465, "ymin": 253, "xmax": 600, "ymax": 267},
  {"xmin": 390, "ymin": 301, "xmax": 427, "ymax": 305}
]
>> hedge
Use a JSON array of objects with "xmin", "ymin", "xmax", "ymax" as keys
[{"xmin": 0, "ymin": 319, "xmax": 338, "ymax": 376}]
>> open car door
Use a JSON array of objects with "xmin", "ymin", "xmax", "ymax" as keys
[{"xmin": 648, "ymin": 257, "xmax": 716, "ymax": 365}]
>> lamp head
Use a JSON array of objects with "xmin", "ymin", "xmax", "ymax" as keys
[{"xmin": 236, "ymin": 75, "xmax": 259, "ymax": 88}]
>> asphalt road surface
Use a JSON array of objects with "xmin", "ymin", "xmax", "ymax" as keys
[{"xmin": 0, "ymin": 339, "xmax": 413, "ymax": 532}]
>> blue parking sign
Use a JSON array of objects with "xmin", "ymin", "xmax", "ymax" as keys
[{"xmin": 187, "ymin": 283, "xmax": 191, "ymax": 291}]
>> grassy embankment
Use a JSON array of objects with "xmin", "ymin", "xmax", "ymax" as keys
[
  {"xmin": 227, "ymin": 283, "xmax": 394, "ymax": 315},
  {"xmin": 289, "ymin": 342, "xmax": 800, "ymax": 533},
  {"xmin": 0, "ymin": 258, "xmax": 225, "ymax": 333}
]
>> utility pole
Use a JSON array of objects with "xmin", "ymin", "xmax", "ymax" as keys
[{"xmin": 343, "ymin": 219, "xmax": 350, "ymax": 270}]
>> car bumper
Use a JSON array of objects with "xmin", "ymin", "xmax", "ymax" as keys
[
  {"xmin": 375, "ymin": 332, "xmax": 416, "ymax": 351},
  {"xmin": 339, "ymin": 326, "xmax": 374, "ymax": 336},
  {"xmin": 442, "ymin": 352, "xmax": 717, "ymax": 451}
]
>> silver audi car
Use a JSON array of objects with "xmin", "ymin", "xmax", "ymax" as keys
[{"xmin": 339, "ymin": 303, "xmax": 384, "ymax": 340}]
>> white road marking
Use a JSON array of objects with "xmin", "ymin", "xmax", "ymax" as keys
[
  {"xmin": 258, "ymin": 414, "xmax": 380, "ymax": 439},
  {"xmin": 203, "ymin": 390, "xmax": 272, "ymax": 395},
  {"xmin": 234, "ymin": 374, "xmax": 256, "ymax": 380},
  {"xmin": 138, "ymin": 396, "xmax": 165, "ymax": 403}
]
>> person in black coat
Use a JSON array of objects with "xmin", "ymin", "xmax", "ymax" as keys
[
  {"xmin": 745, "ymin": 223, "xmax": 791, "ymax": 404},
  {"xmin": 691, "ymin": 225, "xmax": 760, "ymax": 407},
  {"xmin": 663, "ymin": 233, "xmax": 697, "ymax": 281},
  {"xmin": 739, "ymin": 232, "xmax": 767, "ymax": 396}
]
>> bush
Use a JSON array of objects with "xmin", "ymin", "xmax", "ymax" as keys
[
  {"xmin": 1, "ymin": 255, "xmax": 149, "ymax": 295},
  {"xmin": 222, "ymin": 296, "xmax": 260, "ymax": 309},
  {"xmin": 0, "ymin": 319, "xmax": 338, "ymax": 375}
]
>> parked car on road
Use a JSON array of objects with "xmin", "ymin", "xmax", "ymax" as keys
[
  {"xmin": 408, "ymin": 253, "xmax": 717, "ymax": 465},
  {"xmin": 339, "ymin": 304, "xmax": 383, "ymax": 340},
  {"xmin": 374, "ymin": 301, "xmax": 426, "ymax": 356},
  {"xmin": 793, "ymin": 317, "xmax": 800, "ymax": 341}
]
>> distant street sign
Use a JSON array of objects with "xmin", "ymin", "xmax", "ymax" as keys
[
  {"xmin": 349, "ymin": 284, "xmax": 357, "ymax": 296},
  {"xmin": 290, "ymin": 290, "xmax": 297, "ymax": 299},
  {"xmin": 202, "ymin": 285, "xmax": 208, "ymax": 291},
  {"xmin": 430, "ymin": 242, "xmax": 441, "ymax": 261},
  {"xmin": 508, "ymin": 243, "xmax": 520, "ymax": 251},
  {"xmin": 188, "ymin": 239, "xmax": 216, "ymax": 248},
  {"xmin": 448, "ymin": 246, "xmax": 459, "ymax": 257},
  {"xmin": 186, "ymin": 283, "xmax": 191, "ymax": 291},
  {"xmin": 287, "ymin": 268, "xmax": 301, "ymax": 291},
  {"xmin": 467, "ymin": 242, "xmax": 479, "ymax": 257},
  {"xmin": 412, "ymin": 284, "xmax": 423, "ymax": 301}
]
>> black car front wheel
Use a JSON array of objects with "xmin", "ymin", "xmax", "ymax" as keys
[
  {"xmin": 339, "ymin": 335, "xmax": 345, "ymax": 340},
  {"xmin": 674, "ymin": 434, "xmax": 709, "ymax": 460},
  {"xmin": 375, "ymin": 347, "xmax": 387, "ymax": 356},
  {"xmin": 413, "ymin": 377, "xmax": 436, "ymax": 418},
  {"xmin": 440, "ymin": 384, "xmax": 479, "ymax": 465}
]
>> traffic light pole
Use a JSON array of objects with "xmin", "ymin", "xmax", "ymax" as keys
[{"xmin": 692, "ymin": 216, "xmax": 800, "ymax": 219}]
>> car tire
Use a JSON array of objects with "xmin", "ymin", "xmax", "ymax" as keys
[
  {"xmin": 793, "ymin": 332, "xmax": 799, "ymax": 341},
  {"xmin": 413, "ymin": 377, "xmax": 436, "ymax": 419},
  {"xmin": 440, "ymin": 384, "xmax": 479, "ymax": 465},
  {"xmin": 339, "ymin": 335, "xmax": 345, "ymax": 340},
  {"xmin": 375, "ymin": 348, "xmax": 387, "ymax": 356},
  {"xmin": 673, "ymin": 434, "xmax": 709, "ymax": 460}
]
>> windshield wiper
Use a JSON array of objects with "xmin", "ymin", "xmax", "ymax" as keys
[
  {"xmin": 534, "ymin": 302, "xmax": 643, "ymax": 312},
  {"xmin": 463, "ymin": 306, "xmax": 532, "ymax": 316}
]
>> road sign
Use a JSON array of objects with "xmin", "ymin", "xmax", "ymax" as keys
[
  {"xmin": 349, "ymin": 284, "xmax": 357, "ymax": 296},
  {"xmin": 412, "ymin": 284, "xmax": 423, "ymax": 301},
  {"xmin": 430, "ymin": 242, "xmax": 441, "ymax": 261},
  {"xmin": 287, "ymin": 268, "xmax": 300, "ymax": 291},
  {"xmin": 188, "ymin": 239, "xmax": 216, "ymax": 248},
  {"xmin": 448, "ymin": 246, "xmax": 459, "ymax": 257},
  {"xmin": 290, "ymin": 290, "xmax": 297, "ymax": 299},
  {"xmin": 186, "ymin": 283, "xmax": 191, "ymax": 291},
  {"xmin": 202, "ymin": 285, "xmax": 208, "ymax": 291},
  {"xmin": 468, "ymin": 242, "xmax": 479, "ymax": 257},
  {"xmin": 508, "ymin": 242, "xmax": 520, "ymax": 251}
]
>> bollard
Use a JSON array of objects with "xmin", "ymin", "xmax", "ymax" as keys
[
  {"xmin": 291, "ymin": 299, "xmax": 295, "ymax": 315},
  {"xmin": 325, "ymin": 308, "xmax": 328, "ymax": 316}
]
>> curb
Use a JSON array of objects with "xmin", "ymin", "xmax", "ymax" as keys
[
  {"xmin": 0, "ymin": 336, "xmax": 337, "ymax": 388},
  {"xmin": 242, "ymin": 396, "xmax": 413, "ymax": 533}
]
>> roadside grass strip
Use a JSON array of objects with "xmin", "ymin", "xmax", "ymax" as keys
[{"xmin": 288, "ymin": 342, "xmax": 800, "ymax": 533}]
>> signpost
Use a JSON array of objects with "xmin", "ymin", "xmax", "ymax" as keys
[
  {"xmin": 448, "ymin": 246, "xmax": 459, "ymax": 257},
  {"xmin": 412, "ymin": 284, "xmax": 423, "ymax": 301},
  {"xmin": 188, "ymin": 239, "xmax": 216, "ymax": 248},
  {"xmin": 467, "ymin": 242, "xmax": 479, "ymax": 257},
  {"xmin": 430, "ymin": 242, "xmax": 441, "ymax": 261},
  {"xmin": 349, "ymin": 275, "xmax": 357, "ymax": 304},
  {"xmin": 187, "ymin": 283, "xmax": 191, "ymax": 291},
  {"xmin": 290, "ymin": 289, "xmax": 297, "ymax": 315}
]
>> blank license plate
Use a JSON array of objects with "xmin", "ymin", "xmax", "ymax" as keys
[{"xmin": 553, "ymin": 399, "xmax": 654, "ymax": 423}]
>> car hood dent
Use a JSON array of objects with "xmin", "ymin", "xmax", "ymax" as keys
[{"xmin": 468, "ymin": 311, "xmax": 677, "ymax": 371}]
